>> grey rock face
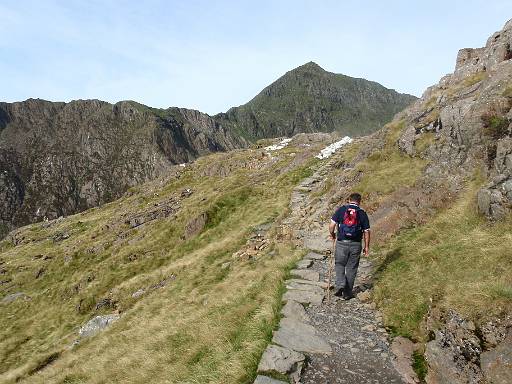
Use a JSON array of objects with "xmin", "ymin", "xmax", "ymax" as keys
[
  {"xmin": 0, "ymin": 99, "xmax": 246, "ymax": 238},
  {"xmin": 480, "ymin": 329, "xmax": 512, "ymax": 384},
  {"xmin": 78, "ymin": 314, "xmax": 120, "ymax": 338},
  {"xmin": 425, "ymin": 311, "xmax": 483, "ymax": 384}
]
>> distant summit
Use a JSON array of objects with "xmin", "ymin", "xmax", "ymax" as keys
[{"xmin": 214, "ymin": 62, "xmax": 417, "ymax": 140}]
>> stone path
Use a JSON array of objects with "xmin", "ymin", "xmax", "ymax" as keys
[{"xmin": 254, "ymin": 160, "xmax": 409, "ymax": 383}]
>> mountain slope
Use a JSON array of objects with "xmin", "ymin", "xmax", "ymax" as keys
[
  {"xmin": 0, "ymin": 99, "xmax": 246, "ymax": 238},
  {"xmin": 0, "ymin": 134, "xmax": 333, "ymax": 383},
  {"xmin": 214, "ymin": 62, "xmax": 417, "ymax": 140}
]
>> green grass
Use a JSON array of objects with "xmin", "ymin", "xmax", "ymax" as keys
[
  {"xmin": 462, "ymin": 71, "xmax": 488, "ymax": 87},
  {"xmin": 373, "ymin": 185, "xmax": 512, "ymax": 340},
  {"xmin": 412, "ymin": 351, "xmax": 428, "ymax": 381},
  {"xmin": 0, "ymin": 146, "xmax": 317, "ymax": 383}
]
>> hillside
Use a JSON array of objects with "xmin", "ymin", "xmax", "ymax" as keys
[
  {"xmin": 0, "ymin": 65, "xmax": 414, "ymax": 239},
  {"xmin": 0, "ymin": 133, "xmax": 336, "ymax": 383},
  {"xmin": 0, "ymin": 99, "xmax": 245, "ymax": 238},
  {"xmin": 214, "ymin": 62, "xmax": 417, "ymax": 140},
  {"xmin": 1, "ymin": 18, "xmax": 512, "ymax": 384}
]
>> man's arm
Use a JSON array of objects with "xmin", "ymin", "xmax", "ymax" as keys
[
  {"xmin": 363, "ymin": 230, "xmax": 371, "ymax": 256},
  {"xmin": 329, "ymin": 220, "xmax": 337, "ymax": 241}
]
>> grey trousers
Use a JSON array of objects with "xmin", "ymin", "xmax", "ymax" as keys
[{"xmin": 334, "ymin": 240, "xmax": 362, "ymax": 295}]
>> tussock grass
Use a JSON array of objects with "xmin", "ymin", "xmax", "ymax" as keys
[
  {"xmin": 354, "ymin": 120, "xmax": 427, "ymax": 197},
  {"xmin": 0, "ymin": 146, "xmax": 316, "ymax": 383},
  {"xmin": 373, "ymin": 184, "xmax": 512, "ymax": 339}
]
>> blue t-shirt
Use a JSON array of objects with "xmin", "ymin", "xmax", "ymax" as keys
[{"xmin": 331, "ymin": 204, "xmax": 370, "ymax": 242}]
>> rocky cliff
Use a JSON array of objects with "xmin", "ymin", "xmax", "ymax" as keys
[
  {"xmin": 0, "ymin": 99, "xmax": 245, "ymax": 237},
  {"xmin": 214, "ymin": 62, "xmax": 417, "ymax": 140}
]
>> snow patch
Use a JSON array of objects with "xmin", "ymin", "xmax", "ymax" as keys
[
  {"xmin": 264, "ymin": 138, "xmax": 292, "ymax": 151},
  {"xmin": 315, "ymin": 136, "xmax": 353, "ymax": 159}
]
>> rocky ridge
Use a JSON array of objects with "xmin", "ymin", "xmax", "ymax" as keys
[{"xmin": 0, "ymin": 99, "xmax": 245, "ymax": 237}]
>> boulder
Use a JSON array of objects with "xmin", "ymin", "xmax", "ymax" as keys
[{"xmin": 78, "ymin": 314, "xmax": 120, "ymax": 338}]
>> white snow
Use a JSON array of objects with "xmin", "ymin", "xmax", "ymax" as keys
[
  {"xmin": 315, "ymin": 136, "xmax": 353, "ymax": 159},
  {"xmin": 264, "ymin": 138, "xmax": 292, "ymax": 151}
]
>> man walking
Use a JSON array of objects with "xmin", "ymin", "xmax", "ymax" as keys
[{"xmin": 328, "ymin": 193, "xmax": 370, "ymax": 300}]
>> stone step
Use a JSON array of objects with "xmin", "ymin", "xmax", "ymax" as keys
[
  {"xmin": 273, "ymin": 318, "xmax": 332, "ymax": 355},
  {"xmin": 283, "ymin": 290, "xmax": 324, "ymax": 306},
  {"xmin": 296, "ymin": 259, "xmax": 312, "ymax": 269},
  {"xmin": 304, "ymin": 252, "xmax": 326, "ymax": 260},
  {"xmin": 254, "ymin": 375, "xmax": 288, "ymax": 384},
  {"xmin": 257, "ymin": 345, "xmax": 305, "ymax": 383},
  {"xmin": 286, "ymin": 278, "xmax": 330, "ymax": 289},
  {"xmin": 281, "ymin": 300, "xmax": 309, "ymax": 322},
  {"xmin": 290, "ymin": 269, "xmax": 319, "ymax": 281}
]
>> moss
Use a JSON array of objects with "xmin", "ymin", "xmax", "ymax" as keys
[
  {"xmin": 412, "ymin": 350, "xmax": 428, "ymax": 381},
  {"xmin": 482, "ymin": 113, "xmax": 510, "ymax": 139}
]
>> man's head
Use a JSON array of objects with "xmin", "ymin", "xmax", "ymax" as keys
[{"xmin": 348, "ymin": 192, "xmax": 362, "ymax": 204}]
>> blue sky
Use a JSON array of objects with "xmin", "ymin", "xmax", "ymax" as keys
[{"xmin": 1, "ymin": 1, "xmax": 511, "ymax": 114}]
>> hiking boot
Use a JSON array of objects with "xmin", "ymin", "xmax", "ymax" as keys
[
  {"xmin": 342, "ymin": 292, "xmax": 355, "ymax": 301},
  {"xmin": 334, "ymin": 288, "xmax": 344, "ymax": 297}
]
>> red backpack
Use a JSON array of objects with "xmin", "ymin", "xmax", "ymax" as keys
[{"xmin": 339, "ymin": 206, "xmax": 362, "ymax": 239}]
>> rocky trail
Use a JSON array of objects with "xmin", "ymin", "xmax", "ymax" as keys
[{"xmin": 254, "ymin": 161, "xmax": 411, "ymax": 384}]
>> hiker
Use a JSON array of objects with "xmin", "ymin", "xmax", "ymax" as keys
[{"xmin": 328, "ymin": 193, "xmax": 370, "ymax": 300}]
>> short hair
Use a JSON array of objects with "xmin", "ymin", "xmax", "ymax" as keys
[{"xmin": 348, "ymin": 193, "xmax": 362, "ymax": 203}]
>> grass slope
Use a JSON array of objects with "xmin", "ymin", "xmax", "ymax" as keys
[{"xmin": 0, "ymin": 142, "xmax": 322, "ymax": 383}]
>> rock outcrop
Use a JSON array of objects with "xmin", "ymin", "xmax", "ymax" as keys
[
  {"xmin": 215, "ymin": 62, "xmax": 417, "ymax": 140},
  {"xmin": 396, "ymin": 18, "xmax": 512, "ymax": 220},
  {"xmin": 0, "ymin": 99, "xmax": 245, "ymax": 237}
]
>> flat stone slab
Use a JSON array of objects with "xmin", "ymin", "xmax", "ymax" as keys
[
  {"xmin": 273, "ymin": 318, "xmax": 332, "ymax": 355},
  {"xmin": 285, "ymin": 281, "xmax": 324, "ymax": 295},
  {"xmin": 296, "ymin": 259, "xmax": 312, "ymax": 269},
  {"xmin": 304, "ymin": 252, "xmax": 325, "ymax": 260},
  {"xmin": 290, "ymin": 269, "xmax": 319, "ymax": 281},
  {"xmin": 283, "ymin": 289, "xmax": 324, "ymax": 306},
  {"xmin": 257, "ymin": 344, "xmax": 305, "ymax": 376},
  {"xmin": 1, "ymin": 292, "xmax": 30, "ymax": 304},
  {"xmin": 281, "ymin": 300, "xmax": 309, "ymax": 322},
  {"xmin": 78, "ymin": 314, "xmax": 120, "ymax": 338},
  {"xmin": 254, "ymin": 375, "xmax": 288, "ymax": 384},
  {"xmin": 286, "ymin": 278, "xmax": 329, "ymax": 289}
]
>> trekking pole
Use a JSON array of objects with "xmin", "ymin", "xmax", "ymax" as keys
[{"xmin": 326, "ymin": 239, "xmax": 335, "ymax": 303}]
